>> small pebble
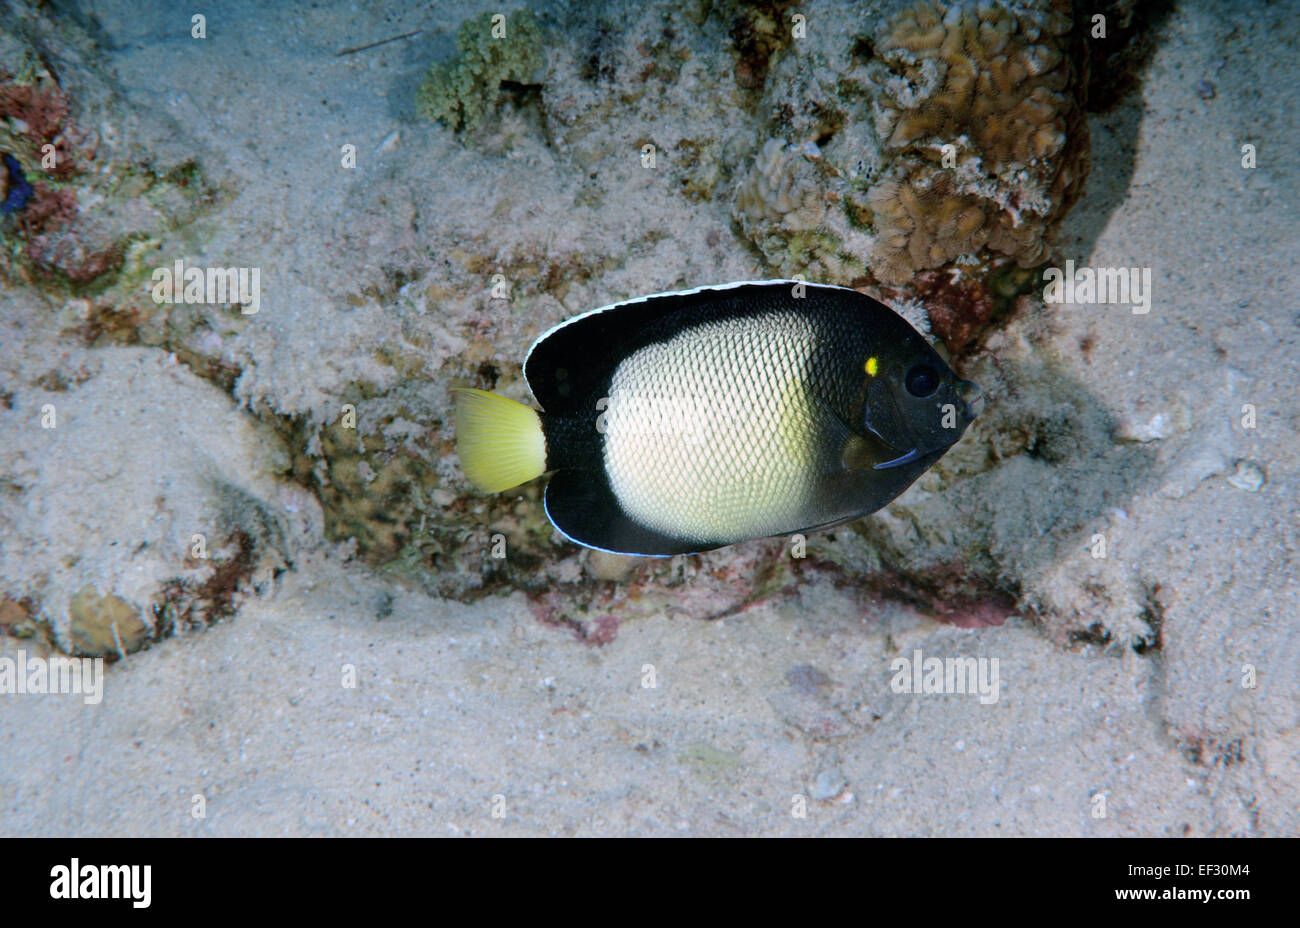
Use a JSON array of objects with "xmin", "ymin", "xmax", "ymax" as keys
[
  {"xmin": 786, "ymin": 663, "xmax": 832, "ymax": 697},
  {"xmin": 1113, "ymin": 411, "xmax": 1172, "ymax": 443},
  {"xmin": 586, "ymin": 549, "xmax": 638, "ymax": 582},
  {"xmin": 811, "ymin": 769, "xmax": 846, "ymax": 801},
  {"xmin": 68, "ymin": 587, "xmax": 150, "ymax": 657},
  {"xmin": 1196, "ymin": 79, "xmax": 1216, "ymax": 100},
  {"xmin": 1226, "ymin": 459, "xmax": 1265, "ymax": 492}
]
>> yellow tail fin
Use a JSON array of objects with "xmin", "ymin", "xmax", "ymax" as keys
[{"xmin": 453, "ymin": 388, "xmax": 547, "ymax": 493}]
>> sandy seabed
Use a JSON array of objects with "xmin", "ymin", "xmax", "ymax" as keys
[{"xmin": 1, "ymin": 0, "xmax": 1297, "ymax": 836}]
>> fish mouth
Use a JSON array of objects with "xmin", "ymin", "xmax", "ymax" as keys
[{"xmin": 956, "ymin": 379, "xmax": 984, "ymax": 420}]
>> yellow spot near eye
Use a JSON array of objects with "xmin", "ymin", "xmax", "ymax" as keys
[{"xmin": 865, "ymin": 356, "xmax": 879, "ymax": 377}]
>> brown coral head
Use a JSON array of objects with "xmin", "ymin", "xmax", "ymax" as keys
[
  {"xmin": 868, "ymin": 169, "xmax": 997, "ymax": 286},
  {"xmin": 875, "ymin": 0, "xmax": 1077, "ymax": 172},
  {"xmin": 864, "ymin": 1, "xmax": 1090, "ymax": 293}
]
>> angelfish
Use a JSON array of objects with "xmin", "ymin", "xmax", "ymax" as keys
[{"xmin": 454, "ymin": 280, "xmax": 981, "ymax": 556}]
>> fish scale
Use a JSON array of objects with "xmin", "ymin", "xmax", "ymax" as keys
[{"xmin": 602, "ymin": 312, "xmax": 834, "ymax": 543}]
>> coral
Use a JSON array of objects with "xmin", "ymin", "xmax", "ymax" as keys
[
  {"xmin": 873, "ymin": 1, "xmax": 1074, "ymax": 167},
  {"xmin": 0, "ymin": 80, "xmax": 89, "ymax": 179},
  {"xmin": 155, "ymin": 531, "xmax": 257, "ymax": 635},
  {"xmin": 724, "ymin": 0, "xmax": 799, "ymax": 91},
  {"xmin": 416, "ymin": 11, "xmax": 545, "ymax": 132},
  {"xmin": 3, "ymin": 155, "xmax": 209, "ymax": 288},
  {"xmin": 0, "ymin": 69, "xmax": 101, "ymax": 278},
  {"xmin": 731, "ymin": 138, "xmax": 872, "ymax": 281},
  {"xmin": 307, "ymin": 416, "xmax": 438, "ymax": 564},
  {"xmin": 272, "ymin": 375, "xmax": 563, "ymax": 599},
  {"xmin": 734, "ymin": 137, "xmax": 828, "ymax": 231},
  {"xmin": 21, "ymin": 215, "xmax": 126, "ymax": 284},
  {"xmin": 865, "ymin": 0, "xmax": 1089, "ymax": 285},
  {"xmin": 730, "ymin": 0, "xmax": 1087, "ymax": 299},
  {"xmin": 886, "ymin": 265, "xmax": 998, "ymax": 357},
  {"xmin": 0, "ymin": 26, "xmax": 213, "ymax": 290},
  {"xmin": 883, "ymin": 261, "xmax": 1044, "ymax": 357},
  {"xmin": 867, "ymin": 169, "xmax": 995, "ymax": 284}
]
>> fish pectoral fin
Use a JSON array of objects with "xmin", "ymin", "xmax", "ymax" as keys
[
  {"xmin": 872, "ymin": 446, "xmax": 923, "ymax": 470},
  {"xmin": 841, "ymin": 429, "xmax": 908, "ymax": 471}
]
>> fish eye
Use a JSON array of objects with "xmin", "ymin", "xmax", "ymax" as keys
[{"xmin": 904, "ymin": 364, "xmax": 939, "ymax": 398}]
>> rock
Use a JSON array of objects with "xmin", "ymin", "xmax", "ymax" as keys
[
  {"xmin": 586, "ymin": 549, "xmax": 639, "ymax": 582},
  {"xmin": 67, "ymin": 586, "xmax": 149, "ymax": 656},
  {"xmin": 865, "ymin": 0, "xmax": 1088, "ymax": 285},
  {"xmin": 810, "ymin": 768, "xmax": 847, "ymax": 800},
  {"xmin": 1226, "ymin": 459, "xmax": 1265, "ymax": 492}
]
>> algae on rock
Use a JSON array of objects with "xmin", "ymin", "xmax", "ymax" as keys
[{"xmin": 416, "ymin": 11, "xmax": 545, "ymax": 132}]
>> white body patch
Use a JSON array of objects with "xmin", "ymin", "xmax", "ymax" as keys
[{"xmin": 601, "ymin": 311, "xmax": 832, "ymax": 543}]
